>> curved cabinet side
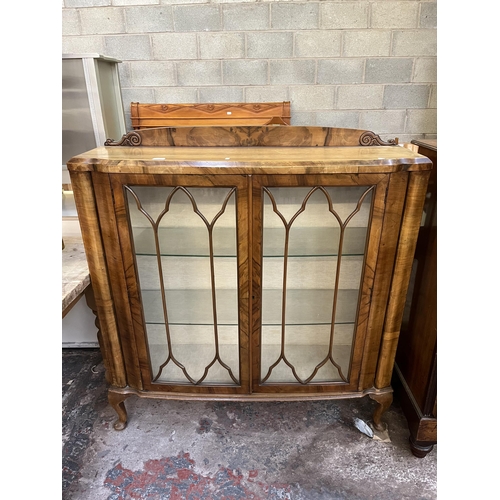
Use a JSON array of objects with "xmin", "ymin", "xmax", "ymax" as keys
[
  {"xmin": 375, "ymin": 170, "xmax": 431, "ymax": 390},
  {"xmin": 69, "ymin": 171, "xmax": 127, "ymax": 387}
]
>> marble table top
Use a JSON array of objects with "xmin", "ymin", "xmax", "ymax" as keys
[{"xmin": 62, "ymin": 236, "xmax": 91, "ymax": 314}]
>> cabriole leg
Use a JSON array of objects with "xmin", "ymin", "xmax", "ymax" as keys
[
  {"xmin": 369, "ymin": 392, "xmax": 393, "ymax": 431},
  {"xmin": 108, "ymin": 391, "xmax": 131, "ymax": 431}
]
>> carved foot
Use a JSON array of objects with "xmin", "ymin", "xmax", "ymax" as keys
[
  {"xmin": 409, "ymin": 436, "xmax": 434, "ymax": 458},
  {"xmin": 369, "ymin": 392, "xmax": 393, "ymax": 432},
  {"xmin": 108, "ymin": 391, "xmax": 131, "ymax": 431}
]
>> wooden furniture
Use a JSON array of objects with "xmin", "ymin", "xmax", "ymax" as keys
[
  {"xmin": 62, "ymin": 237, "xmax": 92, "ymax": 319},
  {"xmin": 67, "ymin": 125, "xmax": 431, "ymax": 436},
  {"xmin": 130, "ymin": 102, "xmax": 291, "ymax": 129},
  {"xmin": 393, "ymin": 139, "xmax": 437, "ymax": 458},
  {"xmin": 62, "ymin": 236, "xmax": 103, "ymax": 349}
]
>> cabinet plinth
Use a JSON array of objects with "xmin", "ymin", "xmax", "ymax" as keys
[{"xmin": 68, "ymin": 126, "xmax": 432, "ymax": 439}]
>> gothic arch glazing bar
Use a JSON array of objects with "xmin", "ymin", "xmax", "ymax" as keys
[
  {"xmin": 125, "ymin": 184, "xmax": 240, "ymax": 386},
  {"xmin": 260, "ymin": 184, "xmax": 374, "ymax": 385}
]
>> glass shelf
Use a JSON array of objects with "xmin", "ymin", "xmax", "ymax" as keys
[
  {"xmin": 140, "ymin": 288, "xmax": 359, "ymax": 326},
  {"xmin": 135, "ymin": 255, "xmax": 238, "ymax": 290},
  {"xmin": 262, "ymin": 255, "xmax": 363, "ymax": 290},
  {"xmin": 263, "ymin": 226, "xmax": 368, "ymax": 257},
  {"xmin": 131, "ymin": 226, "xmax": 368, "ymax": 257},
  {"xmin": 135, "ymin": 254, "xmax": 362, "ymax": 292},
  {"xmin": 141, "ymin": 289, "xmax": 239, "ymax": 325},
  {"xmin": 132, "ymin": 226, "xmax": 237, "ymax": 257},
  {"xmin": 262, "ymin": 289, "xmax": 360, "ymax": 325},
  {"xmin": 261, "ymin": 323, "xmax": 354, "ymax": 344}
]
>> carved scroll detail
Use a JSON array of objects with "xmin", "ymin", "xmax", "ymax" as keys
[
  {"xmin": 359, "ymin": 131, "xmax": 398, "ymax": 146},
  {"xmin": 105, "ymin": 131, "xmax": 142, "ymax": 147},
  {"xmin": 103, "ymin": 127, "xmax": 400, "ymax": 148}
]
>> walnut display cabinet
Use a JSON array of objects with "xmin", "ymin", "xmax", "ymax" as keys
[{"xmin": 67, "ymin": 125, "xmax": 432, "ymax": 435}]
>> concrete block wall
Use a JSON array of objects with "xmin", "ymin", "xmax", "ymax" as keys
[{"xmin": 62, "ymin": 0, "xmax": 437, "ymax": 142}]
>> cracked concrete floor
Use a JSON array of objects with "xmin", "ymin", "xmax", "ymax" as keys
[{"xmin": 62, "ymin": 349, "xmax": 436, "ymax": 500}]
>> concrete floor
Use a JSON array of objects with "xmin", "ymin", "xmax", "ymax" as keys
[{"xmin": 62, "ymin": 349, "xmax": 437, "ymax": 500}]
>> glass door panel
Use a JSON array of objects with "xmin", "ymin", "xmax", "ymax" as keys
[
  {"xmin": 260, "ymin": 185, "xmax": 373, "ymax": 385},
  {"xmin": 126, "ymin": 185, "xmax": 240, "ymax": 386}
]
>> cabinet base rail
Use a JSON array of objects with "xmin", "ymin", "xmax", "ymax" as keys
[{"xmin": 108, "ymin": 385, "xmax": 393, "ymax": 431}]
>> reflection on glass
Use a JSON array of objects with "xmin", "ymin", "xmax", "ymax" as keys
[
  {"xmin": 126, "ymin": 185, "xmax": 240, "ymax": 385},
  {"xmin": 260, "ymin": 186, "xmax": 373, "ymax": 384}
]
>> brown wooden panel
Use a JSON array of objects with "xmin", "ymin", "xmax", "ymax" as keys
[
  {"xmin": 357, "ymin": 171, "xmax": 408, "ymax": 390},
  {"xmin": 349, "ymin": 175, "xmax": 390, "ymax": 387},
  {"xmin": 130, "ymin": 102, "xmax": 291, "ymax": 129},
  {"xmin": 106, "ymin": 125, "xmax": 398, "ymax": 148},
  {"xmin": 398, "ymin": 232, "xmax": 437, "ymax": 409},
  {"xmin": 93, "ymin": 173, "xmax": 143, "ymax": 390},
  {"xmin": 68, "ymin": 146, "xmax": 424, "ymax": 176},
  {"xmin": 69, "ymin": 171, "xmax": 127, "ymax": 387},
  {"xmin": 415, "ymin": 418, "xmax": 437, "ymax": 442},
  {"xmin": 392, "ymin": 364, "xmax": 437, "ymax": 445},
  {"xmin": 375, "ymin": 170, "xmax": 431, "ymax": 390}
]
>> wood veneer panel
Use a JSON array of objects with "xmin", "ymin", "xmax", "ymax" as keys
[
  {"xmin": 358, "ymin": 171, "xmax": 408, "ymax": 390},
  {"xmin": 349, "ymin": 175, "xmax": 389, "ymax": 389},
  {"xmin": 398, "ymin": 233, "xmax": 437, "ymax": 410},
  {"xmin": 93, "ymin": 173, "xmax": 143, "ymax": 390},
  {"xmin": 69, "ymin": 171, "xmax": 127, "ymax": 387},
  {"xmin": 106, "ymin": 125, "xmax": 401, "ymax": 150},
  {"xmin": 130, "ymin": 102, "xmax": 291, "ymax": 129},
  {"xmin": 392, "ymin": 364, "xmax": 437, "ymax": 444},
  {"xmin": 67, "ymin": 146, "xmax": 430, "ymax": 176},
  {"xmin": 375, "ymin": 170, "xmax": 431, "ymax": 389}
]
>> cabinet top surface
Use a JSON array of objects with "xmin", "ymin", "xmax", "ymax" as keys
[
  {"xmin": 411, "ymin": 139, "xmax": 437, "ymax": 151},
  {"xmin": 68, "ymin": 145, "xmax": 432, "ymax": 175}
]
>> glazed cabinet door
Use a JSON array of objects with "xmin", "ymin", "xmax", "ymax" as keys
[
  {"xmin": 251, "ymin": 174, "xmax": 391, "ymax": 394},
  {"xmin": 110, "ymin": 174, "xmax": 250, "ymax": 394}
]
